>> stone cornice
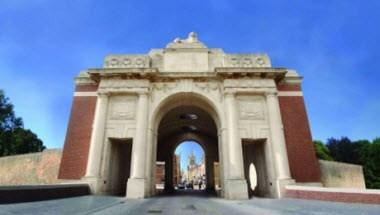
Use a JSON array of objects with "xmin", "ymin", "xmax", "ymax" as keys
[
  {"xmin": 86, "ymin": 67, "xmax": 288, "ymax": 83},
  {"xmin": 88, "ymin": 68, "xmax": 158, "ymax": 82},
  {"xmin": 215, "ymin": 67, "xmax": 287, "ymax": 79},
  {"xmin": 98, "ymin": 87, "xmax": 149, "ymax": 95},
  {"xmin": 281, "ymin": 69, "xmax": 303, "ymax": 85},
  {"xmin": 88, "ymin": 68, "xmax": 158, "ymax": 75},
  {"xmin": 75, "ymin": 71, "xmax": 97, "ymax": 85}
]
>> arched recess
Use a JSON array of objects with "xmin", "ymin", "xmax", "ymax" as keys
[{"xmin": 148, "ymin": 92, "xmax": 223, "ymax": 196}]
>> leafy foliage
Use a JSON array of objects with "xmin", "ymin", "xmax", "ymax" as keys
[
  {"xmin": 313, "ymin": 140, "xmax": 333, "ymax": 161},
  {"xmin": 358, "ymin": 138, "xmax": 380, "ymax": 189},
  {"xmin": 315, "ymin": 137, "xmax": 380, "ymax": 189},
  {"xmin": 326, "ymin": 137, "xmax": 362, "ymax": 164},
  {"xmin": 0, "ymin": 90, "xmax": 45, "ymax": 156}
]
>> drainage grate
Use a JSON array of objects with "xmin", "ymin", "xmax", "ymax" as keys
[
  {"xmin": 183, "ymin": 204, "xmax": 197, "ymax": 210},
  {"xmin": 147, "ymin": 209, "xmax": 162, "ymax": 213}
]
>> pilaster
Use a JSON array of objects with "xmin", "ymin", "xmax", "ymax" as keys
[
  {"xmin": 127, "ymin": 91, "xmax": 150, "ymax": 198},
  {"xmin": 83, "ymin": 92, "xmax": 109, "ymax": 193},
  {"xmin": 266, "ymin": 91, "xmax": 295, "ymax": 197},
  {"xmin": 223, "ymin": 90, "xmax": 248, "ymax": 199}
]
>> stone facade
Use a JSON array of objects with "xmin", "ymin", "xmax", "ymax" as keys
[{"xmin": 58, "ymin": 32, "xmax": 321, "ymax": 199}]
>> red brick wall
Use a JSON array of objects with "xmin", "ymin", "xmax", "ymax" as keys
[
  {"xmin": 58, "ymin": 85, "xmax": 97, "ymax": 179},
  {"xmin": 156, "ymin": 164, "xmax": 165, "ymax": 184},
  {"xmin": 286, "ymin": 188, "xmax": 380, "ymax": 204},
  {"xmin": 278, "ymin": 84, "xmax": 321, "ymax": 182},
  {"xmin": 277, "ymin": 83, "xmax": 301, "ymax": 91},
  {"xmin": 75, "ymin": 85, "xmax": 98, "ymax": 92}
]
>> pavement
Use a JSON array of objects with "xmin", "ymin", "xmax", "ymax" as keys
[{"xmin": 0, "ymin": 190, "xmax": 379, "ymax": 215}]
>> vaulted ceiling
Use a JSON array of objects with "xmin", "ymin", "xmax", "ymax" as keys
[{"xmin": 158, "ymin": 105, "xmax": 217, "ymax": 141}]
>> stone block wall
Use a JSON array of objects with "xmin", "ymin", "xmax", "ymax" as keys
[
  {"xmin": 0, "ymin": 149, "xmax": 62, "ymax": 185},
  {"xmin": 319, "ymin": 160, "xmax": 366, "ymax": 188}
]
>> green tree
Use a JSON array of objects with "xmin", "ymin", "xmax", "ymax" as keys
[
  {"xmin": 0, "ymin": 90, "xmax": 45, "ymax": 156},
  {"xmin": 359, "ymin": 138, "xmax": 380, "ymax": 189},
  {"xmin": 323, "ymin": 137, "xmax": 380, "ymax": 189},
  {"xmin": 313, "ymin": 140, "xmax": 333, "ymax": 161},
  {"xmin": 326, "ymin": 137, "xmax": 362, "ymax": 164}
]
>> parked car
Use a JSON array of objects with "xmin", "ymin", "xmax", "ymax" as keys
[{"xmin": 177, "ymin": 183, "xmax": 185, "ymax": 189}]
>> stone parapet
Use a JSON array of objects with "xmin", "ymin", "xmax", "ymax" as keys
[
  {"xmin": 319, "ymin": 160, "xmax": 366, "ymax": 188},
  {"xmin": 0, "ymin": 149, "xmax": 62, "ymax": 185},
  {"xmin": 0, "ymin": 184, "xmax": 89, "ymax": 203}
]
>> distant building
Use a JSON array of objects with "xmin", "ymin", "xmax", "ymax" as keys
[
  {"xmin": 186, "ymin": 152, "xmax": 205, "ymax": 184},
  {"xmin": 173, "ymin": 154, "xmax": 181, "ymax": 185},
  {"xmin": 155, "ymin": 161, "xmax": 165, "ymax": 189}
]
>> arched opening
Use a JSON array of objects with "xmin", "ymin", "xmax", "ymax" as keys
[
  {"xmin": 173, "ymin": 140, "xmax": 206, "ymax": 191},
  {"xmin": 153, "ymin": 100, "xmax": 221, "ymax": 196}
]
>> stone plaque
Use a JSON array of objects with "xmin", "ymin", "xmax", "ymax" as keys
[
  {"xmin": 109, "ymin": 97, "xmax": 136, "ymax": 120},
  {"xmin": 238, "ymin": 98, "xmax": 265, "ymax": 120}
]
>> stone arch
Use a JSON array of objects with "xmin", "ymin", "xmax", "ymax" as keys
[
  {"xmin": 149, "ymin": 91, "xmax": 223, "ymax": 195},
  {"xmin": 150, "ymin": 91, "xmax": 223, "ymax": 133},
  {"xmin": 169, "ymin": 134, "xmax": 216, "ymax": 157}
]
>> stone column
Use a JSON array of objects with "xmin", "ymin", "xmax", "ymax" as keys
[
  {"xmin": 164, "ymin": 154, "xmax": 174, "ymax": 192},
  {"xmin": 206, "ymin": 155, "xmax": 216, "ymax": 190},
  {"xmin": 223, "ymin": 91, "xmax": 248, "ymax": 199},
  {"xmin": 127, "ymin": 91, "xmax": 149, "ymax": 198},
  {"xmin": 266, "ymin": 91, "xmax": 294, "ymax": 197},
  {"xmin": 218, "ymin": 129, "xmax": 228, "ymax": 196},
  {"xmin": 145, "ymin": 128, "xmax": 155, "ymax": 197},
  {"xmin": 150, "ymin": 133, "xmax": 158, "ymax": 195},
  {"xmin": 84, "ymin": 92, "xmax": 109, "ymax": 193}
]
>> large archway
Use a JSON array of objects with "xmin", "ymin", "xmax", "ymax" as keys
[
  {"xmin": 60, "ymin": 33, "xmax": 317, "ymax": 200},
  {"xmin": 152, "ymin": 94, "xmax": 221, "ymax": 196}
]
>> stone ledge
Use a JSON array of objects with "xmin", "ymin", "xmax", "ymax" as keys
[{"xmin": 0, "ymin": 184, "xmax": 90, "ymax": 204}]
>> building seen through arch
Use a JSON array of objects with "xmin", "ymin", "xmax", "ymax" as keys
[
  {"xmin": 184, "ymin": 151, "xmax": 205, "ymax": 188},
  {"xmin": 58, "ymin": 32, "xmax": 321, "ymax": 199},
  {"xmin": 155, "ymin": 141, "xmax": 209, "ymax": 191}
]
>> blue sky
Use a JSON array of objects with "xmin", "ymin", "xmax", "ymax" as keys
[
  {"xmin": 0, "ymin": 1, "xmax": 379, "ymax": 149},
  {"xmin": 175, "ymin": 141, "xmax": 204, "ymax": 172}
]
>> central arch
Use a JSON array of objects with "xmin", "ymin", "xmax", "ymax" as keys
[{"xmin": 149, "ymin": 92, "xmax": 223, "ymax": 196}]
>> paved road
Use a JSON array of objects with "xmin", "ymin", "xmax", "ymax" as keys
[{"xmin": 1, "ymin": 190, "xmax": 379, "ymax": 214}]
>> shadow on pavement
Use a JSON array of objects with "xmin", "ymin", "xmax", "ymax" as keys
[{"xmin": 157, "ymin": 189, "xmax": 217, "ymax": 198}]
